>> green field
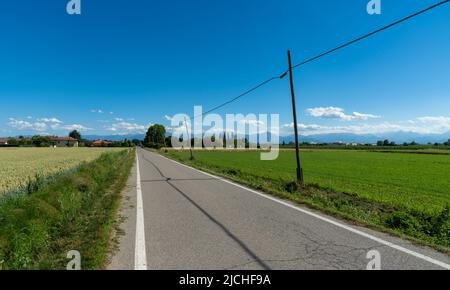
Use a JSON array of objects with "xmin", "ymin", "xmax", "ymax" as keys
[{"xmin": 163, "ymin": 149, "xmax": 450, "ymax": 248}]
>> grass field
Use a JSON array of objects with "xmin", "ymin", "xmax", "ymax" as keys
[
  {"xmin": 0, "ymin": 148, "xmax": 124, "ymax": 196},
  {"xmin": 163, "ymin": 149, "xmax": 450, "ymax": 249}
]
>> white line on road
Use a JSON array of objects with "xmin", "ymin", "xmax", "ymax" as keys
[
  {"xmin": 157, "ymin": 152, "xmax": 450, "ymax": 270},
  {"xmin": 135, "ymin": 150, "xmax": 147, "ymax": 270}
]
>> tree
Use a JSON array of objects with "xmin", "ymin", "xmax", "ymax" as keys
[
  {"xmin": 7, "ymin": 138, "xmax": 18, "ymax": 146},
  {"xmin": 377, "ymin": 140, "xmax": 384, "ymax": 146},
  {"xmin": 164, "ymin": 136, "xmax": 172, "ymax": 148},
  {"xmin": 144, "ymin": 124, "xmax": 166, "ymax": 148},
  {"xmin": 18, "ymin": 137, "xmax": 31, "ymax": 146},
  {"xmin": 32, "ymin": 135, "xmax": 51, "ymax": 147},
  {"xmin": 69, "ymin": 130, "xmax": 81, "ymax": 141},
  {"xmin": 132, "ymin": 139, "xmax": 142, "ymax": 147},
  {"xmin": 383, "ymin": 139, "xmax": 390, "ymax": 146}
]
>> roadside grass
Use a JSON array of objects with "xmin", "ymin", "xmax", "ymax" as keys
[
  {"xmin": 160, "ymin": 149, "xmax": 450, "ymax": 252},
  {"xmin": 0, "ymin": 149, "xmax": 135, "ymax": 270}
]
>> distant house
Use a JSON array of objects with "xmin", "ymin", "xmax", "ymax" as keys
[
  {"xmin": 92, "ymin": 140, "xmax": 112, "ymax": 147},
  {"xmin": 0, "ymin": 138, "xmax": 9, "ymax": 145},
  {"xmin": 49, "ymin": 136, "xmax": 79, "ymax": 147}
]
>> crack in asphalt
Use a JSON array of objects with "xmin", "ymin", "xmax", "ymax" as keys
[{"xmin": 224, "ymin": 228, "xmax": 368, "ymax": 270}]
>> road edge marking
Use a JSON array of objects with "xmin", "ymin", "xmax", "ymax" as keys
[
  {"xmin": 135, "ymin": 150, "xmax": 148, "ymax": 270},
  {"xmin": 155, "ymin": 152, "xmax": 450, "ymax": 270}
]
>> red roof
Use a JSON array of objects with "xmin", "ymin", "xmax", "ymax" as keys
[{"xmin": 93, "ymin": 140, "xmax": 111, "ymax": 144}]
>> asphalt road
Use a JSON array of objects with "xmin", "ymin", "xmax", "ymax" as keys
[{"xmin": 108, "ymin": 148, "xmax": 450, "ymax": 270}]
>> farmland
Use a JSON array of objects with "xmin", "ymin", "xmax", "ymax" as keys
[
  {"xmin": 0, "ymin": 148, "xmax": 125, "ymax": 196},
  {"xmin": 163, "ymin": 149, "xmax": 450, "ymax": 248},
  {"xmin": 0, "ymin": 149, "xmax": 134, "ymax": 269}
]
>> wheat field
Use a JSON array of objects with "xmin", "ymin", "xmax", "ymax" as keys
[{"xmin": 0, "ymin": 148, "xmax": 124, "ymax": 195}]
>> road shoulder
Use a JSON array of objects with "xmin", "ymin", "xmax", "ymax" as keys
[{"xmin": 107, "ymin": 161, "xmax": 138, "ymax": 270}]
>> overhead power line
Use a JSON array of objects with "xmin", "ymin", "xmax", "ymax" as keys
[
  {"xmin": 291, "ymin": 0, "xmax": 450, "ymax": 69},
  {"xmin": 195, "ymin": 76, "xmax": 279, "ymax": 118},
  {"xmin": 191, "ymin": 0, "xmax": 449, "ymax": 118}
]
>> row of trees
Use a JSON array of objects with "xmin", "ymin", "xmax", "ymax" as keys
[
  {"xmin": 376, "ymin": 140, "xmax": 398, "ymax": 146},
  {"xmin": 4, "ymin": 131, "xmax": 83, "ymax": 147},
  {"xmin": 377, "ymin": 139, "xmax": 450, "ymax": 147},
  {"xmin": 70, "ymin": 130, "xmax": 139, "ymax": 147},
  {"xmin": 8, "ymin": 126, "xmax": 450, "ymax": 149},
  {"xmin": 4, "ymin": 135, "xmax": 52, "ymax": 147},
  {"xmin": 143, "ymin": 124, "xmax": 254, "ymax": 149},
  {"xmin": 3, "ymin": 131, "xmax": 139, "ymax": 148}
]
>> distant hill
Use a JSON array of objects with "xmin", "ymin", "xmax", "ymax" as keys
[
  {"xmin": 45, "ymin": 131, "xmax": 450, "ymax": 144},
  {"xmin": 4, "ymin": 131, "xmax": 449, "ymax": 144},
  {"xmin": 83, "ymin": 134, "xmax": 145, "ymax": 141},
  {"xmin": 281, "ymin": 131, "xmax": 450, "ymax": 144}
]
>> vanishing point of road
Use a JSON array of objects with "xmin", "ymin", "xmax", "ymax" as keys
[{"xmin": 108, "ymin": 148, "xmax": 450, "ymax": 270}]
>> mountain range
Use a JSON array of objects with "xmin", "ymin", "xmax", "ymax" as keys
[
  {"xmin": 82, "ymin": 131, "xmax": 450, "ymax": 144},
  {"xmin": 281, "ymin": 131, "xmax": 450, "ymax": 144}
]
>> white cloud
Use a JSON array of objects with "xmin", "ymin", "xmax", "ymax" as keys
[
  {"xmin": 91, "ymin": 109, "xmax": 104, "ymax": 114},
  {"xmin": 416, "ymin": 116, "xmax": 450, "ymax": 124},
  {"xmin": 352, "ymin": 112, "xmax": 380, "ymax": 120},
  {"xmin": 8, "ymin": 118, "xmax": 49, "ymax": 132},
  {"xmin": 307, "ymin": 107, "xmax": 380, "ymax": 121},
  {"xmin": 37, "ymin": 118, "xmax": 62, "ymax": 124},
  {"xmin": 107, "ymin": 121, "xmax": 150, "ymax": 134},
  {"xmin": 279, "ymin": 116, "xmax": 450, "ymax": 136},
  {"xmin": 8, "ymin": 119, "xmax": 47, "ymax": 132},
  {"xmin": 239, "ymin": 119, "xmax": 265, "ymax": 126},
  {"xmin": 34, "ymin": 122, "xmax": 47, "ymax": 132},
  {"xmin": 7, "ymin": 118, "xmax": 92, "ymax": 133},
  {"xmin": 8, "ymin": 118, "xmax": 34, "ymax": 130},
  {"xmin": 164, "ymin": 115, "xmax": 173, "ymax": 121},
  {"xmin": 60, "ymin": 124, "xmax": 93, "ymax": 131}
]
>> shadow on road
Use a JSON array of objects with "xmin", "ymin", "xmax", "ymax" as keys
[{"xmin": 140, "ymin": 151, "xmax": 271, "ymax": 270}]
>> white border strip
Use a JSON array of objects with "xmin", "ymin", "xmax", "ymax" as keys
[
  {"xmin": 156, "ymin": 152, "xmax": 450, "ymax": 270},
  {"xmin": 135, "ymin": 150, "xmax": 148, "ymax": 270}
]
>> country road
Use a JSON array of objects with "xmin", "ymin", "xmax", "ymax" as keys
[{"xmin": 108, "ymin": 148, "xmax": 450, "ymax": 270}]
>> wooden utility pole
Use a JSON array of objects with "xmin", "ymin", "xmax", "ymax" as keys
[
  {"xmin": 287, "ymin": 50, "xmax": 304, "ymax": 185},
  {"xmin": 184, "ymin": 116, "xmax": 194, "ymax": 160}
]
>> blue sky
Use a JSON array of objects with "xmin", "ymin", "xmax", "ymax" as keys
[{"xmin": 0, "ymin": 0, "xmax": 449, "ymax": 137}]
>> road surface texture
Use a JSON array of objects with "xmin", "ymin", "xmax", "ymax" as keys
[{"xmin": 108, "ymin": 148, "xmax": 450, "ymax": 270}]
